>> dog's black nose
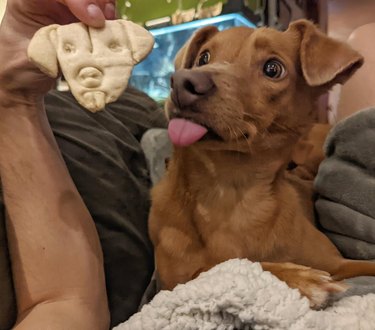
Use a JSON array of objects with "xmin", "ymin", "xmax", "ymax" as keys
[{"xmin": 170, "ymin": 69, "xmax": 215, "ymax": 109}]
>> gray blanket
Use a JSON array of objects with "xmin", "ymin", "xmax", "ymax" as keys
[
  {"xmin": 314, "ymin": 107, "xmax": 375, "ymax": 299},
  {"xmin": 315, "ymin": 107, "xmax": 375, "ymax": 260}
]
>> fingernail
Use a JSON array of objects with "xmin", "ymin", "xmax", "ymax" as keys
[
  {"xmin": 104, "ymin": 2, "xmax": 116, "ymax": 19},
  {"xmin": 87, "ymin": 3, "xmax": 103, "ymax": 19}
]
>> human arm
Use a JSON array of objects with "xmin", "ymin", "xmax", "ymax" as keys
[{"xmin": 0, "ymin": 0, "xmax": 115, "ymax": 328}]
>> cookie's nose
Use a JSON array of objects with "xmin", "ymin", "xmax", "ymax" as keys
[
  {"xmin": 78, "ymin": 67, "xmax": 103, "ymax": 88},
  {"xmin": 170, "ymin": 69, "xmax": 215, "ymax": 109}
]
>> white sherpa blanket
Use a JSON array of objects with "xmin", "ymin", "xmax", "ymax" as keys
[{"xmin": 115, "ymin": 259, "xmax": 375, "ymax": 330}]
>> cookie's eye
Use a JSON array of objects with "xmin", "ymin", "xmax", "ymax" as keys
[
  {"xmin": 109, "ymin": 41, "xmax": 122, "ymax": 52},
  {"xmin": 63, "ymin": 43, "xmax": 75, "ymax": 54},
  {"xmin": 197, "ymin": 51, "xmax": 210, "ymax": 66},
  {"xmin": 263, "ymin": 59, "xmax": 286, "ymax": 79}
]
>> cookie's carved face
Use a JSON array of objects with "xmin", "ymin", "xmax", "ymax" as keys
[{"xmin": 28, "ymin": 20, "xmax": 154, "ymax": 112}]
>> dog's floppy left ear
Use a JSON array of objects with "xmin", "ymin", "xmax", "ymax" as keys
[
  {"xmin": 289, "ymin": 20, "xmax": 364, "ymax": 87},
  {"xmin": 119, "ymin": 20, "xmax": 155, "ymax": 64}
]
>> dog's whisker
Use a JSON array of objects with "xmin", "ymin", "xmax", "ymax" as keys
[
  {"xmin": 267, "ymin": 121, "xmax": 301, "ymax": 137},
  {"xmin": 244, "ymin": 112, "xmax": 301, "ymax": 139},
  {"xmin": 231, "ymin": 127, "xmax": 242, "ymax": 151},
  {"xmin": 227, "ymin": 125, "xmax": 244, "ymax": 153},
  {"xmin": 238, "ymin": 127, "xmax": 252, "ymax": 151},
  {"xmin": 227, "ymin": 125, "xmax": 235, "ymax": 141},
  {"xmin": 243, "ymin": 112, "xmax": 261, "ymax": 120}
]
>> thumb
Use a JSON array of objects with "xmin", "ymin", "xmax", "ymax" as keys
[{"xmin": 57, "ymin": 0, "xmax": 116, "ymax": 28}]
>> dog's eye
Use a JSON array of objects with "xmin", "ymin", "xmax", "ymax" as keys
[
  {"xmin": 197, "ymin": 51, "xmax": 210, "ymax": 66},
  {"xmin": 263, "ymin": 60, "xmax": 286, "ymax": 79}
]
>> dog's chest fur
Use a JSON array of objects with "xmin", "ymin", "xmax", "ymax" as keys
[
  {"xmin": 194, "ymin": 178, "xmax": 309, "ymax": 262},
  {"xmin": 194, "ymin": 183, "xmax": 280, "ymax": 260},
  {"xmin": 152, "ymin": 148, "xmax": 312, "ymax": 265}
]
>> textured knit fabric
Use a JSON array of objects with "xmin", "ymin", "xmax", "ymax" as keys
[{"xmin": 116, "ymin": 259, "xmax": 375, "ymax": 330}]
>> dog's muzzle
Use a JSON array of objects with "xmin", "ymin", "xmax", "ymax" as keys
[{"xmin": 170, "ymin": 69, "xmax": 215, "ymax": 109}]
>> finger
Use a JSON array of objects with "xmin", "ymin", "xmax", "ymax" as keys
[
  {"xmin": 103, "ymin": 1, "xmax": 116, "ymax": 20},
  {"xmin": 95, "ymin": 0, "xmax": 117, "ymax": 20},
  {"xmin": 56, "ymin": 0, "xmax": 115, "ymax": 28}
]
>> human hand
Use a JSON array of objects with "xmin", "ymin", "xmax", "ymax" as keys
[{"xmin": 0, "ymin": 0, "xmax": 116, "ymax": 104}]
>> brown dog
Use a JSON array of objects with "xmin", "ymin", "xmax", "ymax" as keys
[{"xmin": 148, "ymin": 19, "xmax": 375, "ymax": 308}]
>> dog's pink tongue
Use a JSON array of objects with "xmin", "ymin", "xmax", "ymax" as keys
[{"xmin": 168, "ymin": 118, "xmax": 208, "ymax": 147}]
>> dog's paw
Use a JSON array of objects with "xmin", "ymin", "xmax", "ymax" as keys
[
  {"xmin": 287, "ymin": 264, "xmax": 348, "ymax": 309},
  {"xmin": 270, "ymin": 263, "xmax": 348, "ymax": 309}
]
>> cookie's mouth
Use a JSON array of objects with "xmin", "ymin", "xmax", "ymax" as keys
[
  {"xmin": 168, "ymin": 118, "xmax": 222, "ymax": 147},
  {"xmin": 82, "ymin": 91, "xmax": 106, "ymax": 112}
]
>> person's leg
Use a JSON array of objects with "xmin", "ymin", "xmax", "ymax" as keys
[
  {"xmin": 0, "ymin": 96, "xmax": 109, "ymax": 329},
  {"xmin": 336, "ymin": 23, "xmax": 375, "ymax": 121}
]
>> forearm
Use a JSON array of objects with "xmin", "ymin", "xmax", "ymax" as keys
[
  {"xmin": 0, "ymin": 0, "xmax": 117, "ymax": 327},
  {"xmin": 0, "ymin": 99, "xmax": 109, "ymax": 328}
]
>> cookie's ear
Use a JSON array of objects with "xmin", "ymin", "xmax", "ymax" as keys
[
  {"xmin": 28, "ymin": 24, "xmax": 60, "ymax": 78},
  {"xmin": 288, "ymin": 19, "xmax": 363, "ymax": 87},
  {"xmin": 119, "ymin": 20, "xmax": 154, "ymax": 64},
  {"xmin": 175, "ymin": 26, "xmax": 219, "ymax": 70}
]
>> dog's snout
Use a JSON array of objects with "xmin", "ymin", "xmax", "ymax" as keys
[
  {"xmin": 78, "ymin": 67, "xmax": 103, "ymax": 88},
  {"xmin": 171, "ymin": 70, "xmax": 215, "ymax": 109}
]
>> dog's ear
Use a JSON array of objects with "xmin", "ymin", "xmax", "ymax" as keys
[
  {"xmin": 27, "ymin": 24, "xmax": 60, "ymax": 78},
  {"xmin": 119, "ymin": 20, "xmax": 154, "ymax": 64},
  {"xmin": 289, "ymin": 19, "xmax": 363, "ymax": 87},
  {"xmin": 175, "ymin": 26, "xmax": 219, "ymax": 70}
]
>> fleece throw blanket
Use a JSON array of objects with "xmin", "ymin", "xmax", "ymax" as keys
[
  {"xmin": 115, "ymin": 259, "xmax": 375, "ymax": 330},
  {"xmin": 315, "ymin": 107, "xmax": 375, "ymax": 260}
]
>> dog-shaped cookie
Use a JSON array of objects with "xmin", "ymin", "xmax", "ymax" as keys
[{"xmin": 28, "ymin": 20, "xmax": 154, "ymax": 112}]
